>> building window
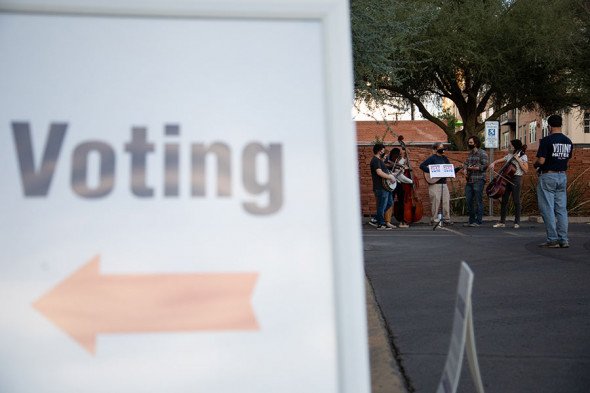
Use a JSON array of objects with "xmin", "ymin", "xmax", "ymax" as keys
[
  {"xmin": 542, "ymin": 118, "xmax": 549, "ymax": 138},
  {"xmin": 584, "ymin": 112, "xmax": 590, "ymax": 133},
  {"xmin": 503, "ymin": 132, "xmax": 509, "ymax": 149},
  {"xmin": 531, "ymin": 121, "xmax": 537, "ymax": 142}
]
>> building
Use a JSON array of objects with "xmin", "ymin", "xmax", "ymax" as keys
[
  {"xmin": 355, "ymin": 120, "xmax": 447, "ymax": 147},
  {"xmin": 445, "ymin": 98, "xmax": 590, "ymax": 149},
  {"xmin": 499, "ymin": 108, "xmax": 590, "ymax": 149}
]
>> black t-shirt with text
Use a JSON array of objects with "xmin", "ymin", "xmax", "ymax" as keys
[{"xmin": 536, "ymin": 133, "xmax": 573, "ymax": 172}]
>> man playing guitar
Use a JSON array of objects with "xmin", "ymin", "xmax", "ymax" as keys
[
  {"xmin": 419, "ymin": 142, "xmax": 460, "ymax": 226},
  {"xmin": 369, "ymin": 143, "xmax": 398, "ymax": 230}
]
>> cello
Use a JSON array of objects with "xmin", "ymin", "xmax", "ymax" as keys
[
  {"xmin": 393, "ymin": 135, "xmax": 424, "ymax": 223},
  {"xmin": 485, "ymin": 144, "xmax": 527, "ymax": 199}
]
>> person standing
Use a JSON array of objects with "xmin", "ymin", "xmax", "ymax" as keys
[
  {"xmin": 384, "ymin": 148, "xmax": 411, "ymax": 228},
  {"xmin": 533, "ymin": 114, "xmax": 573, "ymax": 248},
  {"xmin": 369, "ymin": 143, "xmax": 398, "ymax": 230},
  {"xmin": 419, "ymin": 142, "xmax": 457, "ymax": 226},
  {"xmin": 462, "ymin": 136, "xmax": 488, "ymax": 227},
  {"xmin": 491, "ymin": 139, "xmax": 528, "ymax": 229}
]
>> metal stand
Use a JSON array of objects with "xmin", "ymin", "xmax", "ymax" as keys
[{"xmin": 433, "ymin": 182, "xmax": 444, "ymax": 231}]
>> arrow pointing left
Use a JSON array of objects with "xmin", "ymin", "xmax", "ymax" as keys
[{"xmin": 33, "ymin": 255, "xmax": 259, "ymax": 354}]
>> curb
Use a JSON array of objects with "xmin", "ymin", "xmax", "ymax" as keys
[{"xmin": 366, "ymin": 278, "xmax": 408, "ymax": 393}]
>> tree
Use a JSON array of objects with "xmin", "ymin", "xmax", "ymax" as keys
[{"xmin": 351, "ymin": 0, "xmax": 590, "ymax": 149}]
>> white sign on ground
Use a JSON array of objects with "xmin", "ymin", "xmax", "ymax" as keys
[
  {"xmin": 436, "ymin": 262, "xmax": 485, "ymax": 393},
  {"xmin": 0, "ymin": 1, "xmax": 369, "ymax": 392}
]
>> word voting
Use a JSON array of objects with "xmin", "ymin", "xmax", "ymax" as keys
[{"xmin": 11, "ymin": 122, "xmax": 283, "ymax": 215}]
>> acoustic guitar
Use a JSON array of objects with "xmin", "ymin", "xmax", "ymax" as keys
[{"xmin": 423, "ymin": 171, "xmax": 440, "ymax": 185}]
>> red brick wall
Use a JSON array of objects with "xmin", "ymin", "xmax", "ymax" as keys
[{"xmin": 358, "ymin": 146, "xmax": 590, "ymax": 217}]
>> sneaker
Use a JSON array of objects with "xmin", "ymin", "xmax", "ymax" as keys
[
  {"xmin": 493, "ymin": 223, "xmax": 505, "ymax": 228},
  {"xmin": 376, "ymin": 224, "xmax": 392, "ymax": 230},
  {"xmin": 559, "ymin": 242, "xmax": 570, "ymax": 248},
  {"xmin": 398, "ymin": 222, "xmax": 410, "ymax": 228},
  {"xmin": 462, "ymin": 223, "xmax": 472, "ymax": 227},
  {"xmin": 368, "ymin": 219, "xmax": 378, "ymax": 228},
  {"xmin": 538, "ymin": 241, "xmax": 560, "ymax": 248},
  {"xmin": 513, "ymin": 223, "xmax": 520, "ymax": 229},
  {"xmin": 464, "ymin": 223, "xmax": 479, "ymax": 227},
  {"xmin": 385, "ymin": 222, "xmax": 398, "ymax": 229}
]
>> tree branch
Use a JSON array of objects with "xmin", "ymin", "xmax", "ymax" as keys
[
  {"xmin": 475, "ymin": 87, "xmax": 494, "ymax": 115},
  {"xmin": 401, "ymin": 94, "xmax": 449, "ymax": 132}
]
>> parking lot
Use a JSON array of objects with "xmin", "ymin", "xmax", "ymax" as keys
[{"xmin": 364, "ymin": 220, "xmax": 590, "ymax": 393}]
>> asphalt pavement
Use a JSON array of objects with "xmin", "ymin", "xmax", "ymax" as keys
[{"xmin": 364, "ymin": 218, "xmax": 590, "ymax": 393}]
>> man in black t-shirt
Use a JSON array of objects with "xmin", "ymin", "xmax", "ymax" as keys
[
  {"xmin": 533, "ymin": 114, "xmax": 573, "ymax": 248},
  {"xmin": 369, "ymin": 143, "xmax": 397, "ymax": 230}
]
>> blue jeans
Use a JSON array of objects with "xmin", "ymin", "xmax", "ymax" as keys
[
  {"xmin": 537, "ymin": 173, "xmax": 568, "ymax": 243},
  {"xmin": 465, "ymin": 179, "xmax": 485, "ymax": 224},
  {"xmin": 374, "ymin": 189, "xmax": 393, "ymax": 225}
]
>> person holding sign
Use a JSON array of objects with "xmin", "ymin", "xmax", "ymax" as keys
[
  {"xmin": 462, "ymin": 136, "xmax": 489, "ymax": 227},
  {"xmin": 369, "ymin": 143, "xmax": 398, "ymax": 230},
  {"xmin": 420, "ymin": 142, "xmax": 459, "ymax": 226},
  {"xmin": 490, "ymin": 139, "xmax": 528, "ymax": 229}
]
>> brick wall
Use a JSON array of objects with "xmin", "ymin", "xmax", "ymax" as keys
[{"xmin": 358, "ymin": 146, "xmax": 590, "ymax": 217}]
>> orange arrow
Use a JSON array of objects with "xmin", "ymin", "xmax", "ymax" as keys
[{"xmin": 33, "ymin": 255, "xmax": 258, "ymax": 354}]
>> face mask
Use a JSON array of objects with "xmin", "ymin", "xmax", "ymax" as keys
[
  {"xmin": 380, "ymin": 152, "xmax": 386, "ymax": 158},
  {"xmin": 437, "ymin": 148, "xmax": 445, "ymax": 154},
  {"xmin": 468, "ymin": 144, "xmax": 475, "ymax": 149}
]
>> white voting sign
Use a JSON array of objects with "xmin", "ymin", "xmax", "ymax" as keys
[
  {"xmin": 0, "ymin": 1, "xmax": 369, "ymax": 393},
  {"xmin": 428, "ymin": 164, "xmax": 456, "ymax": 179}
]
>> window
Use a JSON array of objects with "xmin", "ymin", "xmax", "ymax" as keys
[
  {"xmin": 542, "ymin": 118, "xmax": 549, "ymax": 138},
  {"xmin": 529, "ymin": 121, "xmax": 537, "ymax": 143},
  {"xmin": 584, "ymin": 112, "xmax": 590, "ymax": 134},
  {"xmin": 503, "ymin": 132, "xmax": 509, "ymax": 148}
]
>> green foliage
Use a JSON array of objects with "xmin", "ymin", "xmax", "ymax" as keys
[{"xmin": 351, "ymin": 0, "xmax": 590, "ymax": 145}]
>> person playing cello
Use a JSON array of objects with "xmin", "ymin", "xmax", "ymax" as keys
[{"xmin": 490, "ymin": 139, "xmax": 528, "ymax": 229}]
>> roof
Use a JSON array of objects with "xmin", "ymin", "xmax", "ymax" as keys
[{"xmin": 355, "ymin": 120, "xmax": 447, "ymax": 145}]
